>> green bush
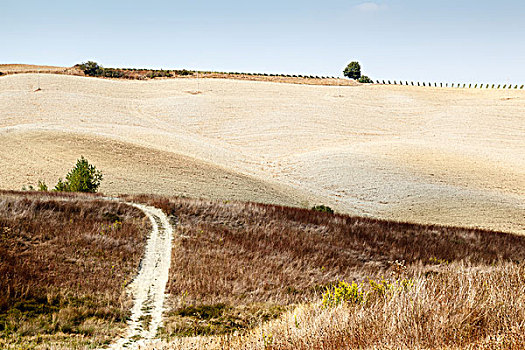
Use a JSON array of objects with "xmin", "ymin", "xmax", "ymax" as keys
[
  {"xmin": 175, "ymin": 69, "xmax": 192, "ymax": 76},
  {"xmin": 102, "ymin": 68, "xmax": 123, "ymax": 78},
  {"xmin": 77, "ymin": 61, "xmax": 103, "ymax": 77},
  {"xmin": 37, "ymin": 180, "xmax": 48, "ymax": 192},
  {"xmin": 53, "ymin": 156, "xmax": 103, "ymax": 193},
  {"xmin": 358, "ymin": 75, "xmax": 373, "ymax": 83},
  {"xmin": 343, "ymin": 61, "xmax": 361, "ymax": 80},
  {"xmin": 312, "ymin": 205, "xmax": 334, "ymax": 214}
]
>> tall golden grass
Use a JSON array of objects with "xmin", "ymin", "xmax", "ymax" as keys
[
  {"xmin": 125, "ymin": 195, "xmax": 525, "ymax": 349},
  {"xmin": 150, "ymin": 263, "xmax": 525, "ymax": 349}
]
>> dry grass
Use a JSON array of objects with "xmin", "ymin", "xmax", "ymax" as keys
[
  {"xmin": 0, "ymin": 191, "xmax": 149, "ymax": 349},
  {"xmin": 152, "ymin": 263, "xmax": 525, "ymax": 350},
  {"xmin": 124, "ymin": 194, "xmax": 525, "ymax": 348},
  {"xmin": 2, "ymin": 190, "xmax": 524, "ymax": 349}
]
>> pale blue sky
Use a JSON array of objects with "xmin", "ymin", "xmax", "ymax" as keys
[{"xmin": 2, "ymin": 0, "xmax": 524, "ymax": 84}]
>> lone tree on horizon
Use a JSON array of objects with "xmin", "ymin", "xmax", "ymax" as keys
[{"xmin": 343, "ymin": 61, "xmax": 361, "ymax": 80}]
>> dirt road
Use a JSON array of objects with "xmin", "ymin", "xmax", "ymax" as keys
[{"xmin": 109, "ymin": 201, "xmax": 173, "ymax": 349}]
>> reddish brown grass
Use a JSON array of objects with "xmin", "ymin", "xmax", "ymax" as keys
[
  {"xmin": 0, "ymin": 191, "xmax": 149, "ymax": 348},
  {"xmin": 123, "ymin": 194, "xmax": 525, "ymax": 344}
]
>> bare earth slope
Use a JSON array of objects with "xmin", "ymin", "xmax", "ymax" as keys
[{"xmin": 0, "ymin": 73, "xmax": 523, "ymax": 233}]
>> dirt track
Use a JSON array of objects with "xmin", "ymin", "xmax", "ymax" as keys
[
  {"xmin": 109, "ymin": 201, "xmax": 173, "ymax": 349},
  {"xmin": 0, "ymin": 73, "xmax": 523, "ymax": 233}
]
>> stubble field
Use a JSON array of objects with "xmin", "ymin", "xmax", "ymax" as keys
[{"xmin": 0, "ymin": 73, "xmax": 523, "ymax": 233}]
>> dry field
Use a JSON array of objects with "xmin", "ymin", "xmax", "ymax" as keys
[
  {"xmin": 125, "ymin": 194, "xmax": 525, "ymax": 349},
  {"xmin": 0, "ymin": 191, "xmax": 149, "ymax": 349},
  {"xmin": 0, "ymin": 73, "xmax": 524, "ymax": 234},
  {"xmin": 2, "ymin": 192, "xmax": 525, "ymax": 349},
  {"xmin": 0, "ymin": 64, "xmax": 74, "ymax": 75}
]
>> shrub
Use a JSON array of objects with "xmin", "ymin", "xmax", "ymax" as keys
[
  {"xmin": 312, "ymin": 205, "xmax": 334, "ymax": 214},
  {"xmin": 358, "ymin": 75, "xmax": 373, "ymax": 83},
  {"xmin": 343, "ymin": 61, "xmax": 361, "ymax": 80},
  {"xmin": 0, "ymin": 71, "xmax": 4, "ymax": 76},
  {"xmin": 323, "ymin": 278, "xmax": 413, "ymax": 308},
  {"xmin": 53, "ymin": 156, "xmax": 103, "ymax": 193},
  {"xmin": 103, "ymin": 68, "xmax": 124, "ymax": 78},
  {"xmin": 175, "ymin": 69, "xmax": 192, "ymax": 76},
  {"xmin": 322, "ymin": 281, "xmax": 364, "ymax": 307},
  {"xmin": 77, "ymin": 61, "xmax": 103, "ymax": 77},
  {"xmin": 37, "ymin": 180, "xmax": 48, "ymax": 192},
  {"xmin": 521, "ymin": 85, "xmax": 524, "ymax": 89}
]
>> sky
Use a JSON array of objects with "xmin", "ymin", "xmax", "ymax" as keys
[{"xmin": 2, "ymin": 0, "xmax": 525, "ymax": 84}]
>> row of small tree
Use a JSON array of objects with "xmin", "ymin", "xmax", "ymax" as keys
[
  {"xmin": 376, "ymin": 80, "xmax": 524, "ymax": 89},
  {"xmin": 343, "ymin": 61, "xmax": 523, "ymax": 89}
]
